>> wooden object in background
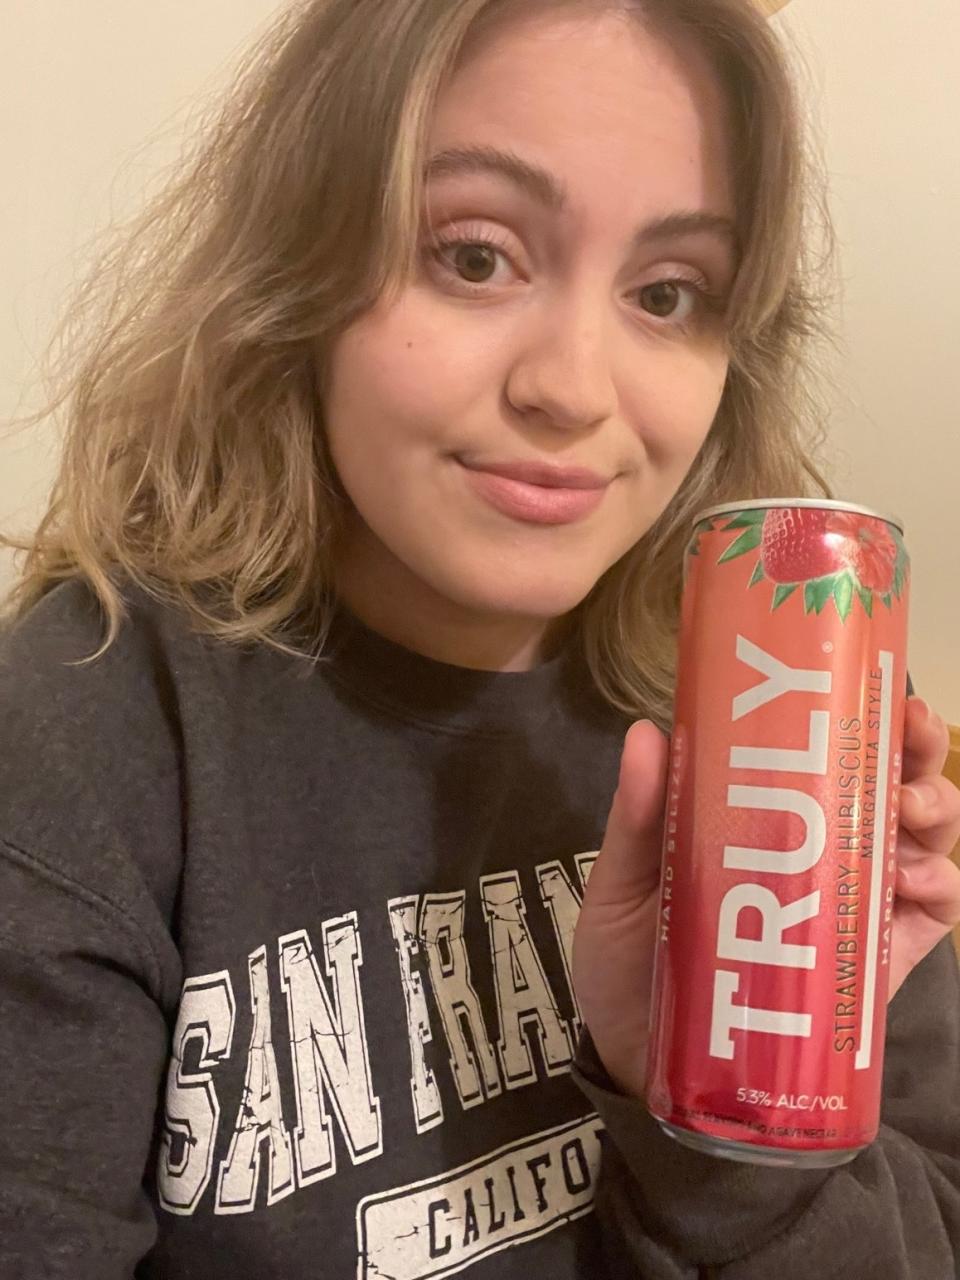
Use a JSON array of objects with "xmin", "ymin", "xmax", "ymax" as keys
[{"xmin": 945, "ymin": 727, "xmax": 960, "ymax": 956}]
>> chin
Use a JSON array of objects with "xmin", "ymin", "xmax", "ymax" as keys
[{"xmin": 438, "ymin": 559, "xmax": 600, "ymax": 623}]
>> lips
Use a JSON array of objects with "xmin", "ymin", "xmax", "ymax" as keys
[
  {"xmin": 460, "ymin": 458, "xmax": 610, "ymax": 491},
  {"xmin": 456, "ymin": 456, "xmax": 612, "ymax": 526}
]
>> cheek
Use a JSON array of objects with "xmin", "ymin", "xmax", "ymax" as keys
[
  {"xmin": 631, "ymin": 351, "xmax": 728, "ymax": 469},
  {"xmin": 325, "ymin": 295, "xmax": 498, "ymax": 460},
  {"xmin": 326, "ymin": 330, "xmax": 431, "ymax": 455}
]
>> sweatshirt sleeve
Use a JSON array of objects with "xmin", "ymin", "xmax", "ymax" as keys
[
  {"xmin": 572, "ymin": 935, "xmax": 960, "ymax": 1279},
  {"xmin": 0, "ymin": 837, "xmax": 175, "ymax": 1278},
  {"xmin": 0, "ymin": 581, "xmax": 185, "ymax": 1278}
]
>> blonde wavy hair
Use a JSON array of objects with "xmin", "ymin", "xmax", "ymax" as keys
[{"xmin": 2, "ymin": 0, "xmax": 833, "ymax": 725}]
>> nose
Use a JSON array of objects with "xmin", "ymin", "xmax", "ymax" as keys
[{"xmin": 504, "ymin": 290, "xmax": 619, "ymax": 434}]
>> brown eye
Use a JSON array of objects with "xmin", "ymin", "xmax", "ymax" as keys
[
  {"xmin": 640, "ymin": 281, "xmax": 682, "ymax": 317},
  {"xmin": 450, "ymin": 243, "xmax": 498, "ymax": 284}
]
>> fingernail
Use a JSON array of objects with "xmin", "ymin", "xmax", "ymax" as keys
[
  {"xmin": 922, "ymin": 700, "xmax": 945, "ymax": 734},
  {"xmin": 896, "ymin": 864, "xmax": 914, "ymax": 890}
]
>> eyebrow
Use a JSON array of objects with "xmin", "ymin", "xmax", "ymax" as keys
[{"xmin": 425, "ymin": 144, "xmax": 738, "ymax": 250}]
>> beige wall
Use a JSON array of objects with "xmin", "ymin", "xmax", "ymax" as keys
[
  {"xmin": 0, "ymin": 0, "xmax": 283, "ymax": 582},
  {"xmin": 777, "ymin": 0, "xmax": 960, "ymax": 719},
  {"xmin": 3, "ymin": 1, "xmax": 958, "ymax": 717}
]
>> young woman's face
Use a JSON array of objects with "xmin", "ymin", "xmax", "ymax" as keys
[{"xmin": 325, "ymin": 4, "xmax": 737, "ymax": 659}]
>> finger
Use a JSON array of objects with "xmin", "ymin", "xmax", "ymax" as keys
[
  {"xmin": 898, "ymin": 773, "xmax": 960, "ymax": 856},
  {"xmin": 896, "ymin": 853, "xmax": 960, "ymax": 930},
  {"xmin": 889, "ymin": 897, "xmax": 957, "ymax": 998},
  {"xmin": 584, "ymin": 720, "xmax": 669, "ymax": 909},
  {"xmin": 902, "ymin": 697, "xmax": 950, "ymax": 782},
  {"xmin": 896, "ymin": 829, "xmax": 958, "ymax": 867}
]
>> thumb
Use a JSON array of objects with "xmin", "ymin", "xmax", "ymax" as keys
[{"xmin": 585, "ymin": 720, "xmax": 670, "ymax": 909}]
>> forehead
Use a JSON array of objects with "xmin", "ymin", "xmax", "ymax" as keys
[{"xmin": 427, "ymin": 7, "xmax": 735, "ymax": 223}]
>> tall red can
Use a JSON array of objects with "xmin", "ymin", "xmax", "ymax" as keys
[{"xmin": 645, "ymin": 499, "xmax": 911, "ymax": 1168}]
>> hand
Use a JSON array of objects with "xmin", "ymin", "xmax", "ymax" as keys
[
  {"xmin": 573, "ymin": 700, "xmax": 960, "ymax": 1100},
  {"xmin": 888, "ymin": 697, "xmax": 960, "ymax": 999},
  {"xmin": 572, "ymin": 720, "xmax": 668, "ymax": 1099}
]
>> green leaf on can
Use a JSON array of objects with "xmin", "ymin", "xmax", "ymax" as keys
[
  {"xmin": 857, "ymin": 585, "xmax": 874, "ymax": 618},
  {"xmin": 891, "ymin": 527, "xmax": 911, "ymax": 593},
  {"xmin": 804, "ymin": 574, "xmax": 837, "ymax": 615},
  {"xmin": 833, "ymin": 573, "xmax": 854, "ymax": 622},
  {"xmin": 749, "ymin": 560, "xmax": 766, "ymax": 587},
  {"xmin": 772, "ymin": 583, "xmax": 799, "ymax": 611},
  {"xmin": 687, "ymin": 518, "xmax": 716, "ymax": 557},
  {"xmin": 881, "ymin": 592, "xmax": 893, "ymax": 610},
  {"xmin": 718, "ymin": 525, "xmax": 763, "ymax": 563},
  {"xmin": 722, "ymin": 510, "xmax": 766, "ymax": 530}
]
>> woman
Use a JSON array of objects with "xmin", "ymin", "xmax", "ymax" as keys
[{"xmin": 2, "ymin": 0, "xmax": 958, "ymax": 1276}]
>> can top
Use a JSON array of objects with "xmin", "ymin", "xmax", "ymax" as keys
[{"xmin": 694, "ymin": 498, "xmax": 905, "ymax": 535}]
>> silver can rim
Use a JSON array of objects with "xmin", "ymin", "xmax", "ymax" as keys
[{"xmin": 693, "ymin": 498, "xmax": 905, "ymax": 536}]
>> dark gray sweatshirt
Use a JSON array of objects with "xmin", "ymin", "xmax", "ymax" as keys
[{"xmin": 1, "ymin": 579, "xmax": 958, "ymax": 1279}]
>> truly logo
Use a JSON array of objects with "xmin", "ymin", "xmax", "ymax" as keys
[{"xmin": 709, "ymin": 637, "xmax": 833, "ymax": 1061}]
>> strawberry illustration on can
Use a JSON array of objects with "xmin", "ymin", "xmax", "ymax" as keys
[{"xmin": 646, "ymin": 499, "xmax": 910, "ymax": 1168}]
